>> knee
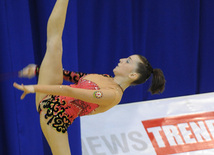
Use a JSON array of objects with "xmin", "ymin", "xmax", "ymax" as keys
[{"xmin": 46, "ymin": 38, "xmax": 62, "ymax": 53}]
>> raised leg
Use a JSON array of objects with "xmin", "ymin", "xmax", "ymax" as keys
[
  {"xmin": 36, "ymin": 0, "xmax": 69, "ymax": 108},
  {"xmin": 36, "ymin": 0, "xmax": 71, "ymax": 154}
]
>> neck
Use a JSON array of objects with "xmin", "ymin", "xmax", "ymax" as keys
[{"xmin": 113, "ymin": 76, "xmax": 130, "ymax": 92}]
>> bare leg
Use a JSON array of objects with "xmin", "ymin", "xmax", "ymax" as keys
[
  {"xmin": 36, "ymin": 0, "xmax": 69, "ymax": 108},
  {"xmin": 35, "ymin": 0, "xmax": 71, "ymax": 154},
  {"xmin": 40, "ymin": 110, "xmax": 71, "ymax": 155}
]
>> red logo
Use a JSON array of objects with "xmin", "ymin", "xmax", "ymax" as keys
[{"xmin": 142, "ymin": 112, "xmax": 214, "ymax": 155}]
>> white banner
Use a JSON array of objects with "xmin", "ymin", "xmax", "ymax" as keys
[{"xmin": 80, "ymin": 92, "xmax": 214, "ymax": 155}]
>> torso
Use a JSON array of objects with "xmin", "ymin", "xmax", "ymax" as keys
[
  {"xmin": 37, "ymin": 73, "xmax": 123, "ymax": 133},
  {"xmin": 39, "ymin": 74, "xmax": 123, "ymax": 117}
]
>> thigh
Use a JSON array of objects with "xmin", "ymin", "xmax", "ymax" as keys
[
  {"xmin": 40, "ymin": 110, "xmax": 71, "ymax": 155},
  {"xmin": 38, "ymin": 48, "xmax": 63, "ymax": 85},
  {"xmin": 36, "ymin": 41, "xmax": 64, "ymax": 107}
]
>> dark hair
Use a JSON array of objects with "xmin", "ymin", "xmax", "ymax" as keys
[{"xmin": 131, "ymin": 55, "xmax": 166, "ymax": 95}]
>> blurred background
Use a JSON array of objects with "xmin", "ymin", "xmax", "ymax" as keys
[{"xmin": 0, "ymin": 0, "xmax": 214, "ymax": 154}]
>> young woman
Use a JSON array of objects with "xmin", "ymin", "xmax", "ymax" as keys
[{"xmin": 13, "ymin": 0, "xmax": 165, "ymax": 154}]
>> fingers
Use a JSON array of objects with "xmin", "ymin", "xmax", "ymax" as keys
[
  {"xmin": 13, "ymin": 82, "xmax": 25, "ymax": 99},
  {"xmin": 13, "ymin": 82, "xmax": 23, "ymax": 90},
  {"xmin": 13, "ymin": 82, "xmax": 34, "ymax": 100},
  {"xmin": 21, "ymin": 92, "xmax": 26, "ymax": 100},
  {"xmin": 13, "ymin": 82, "xmax": 27, "ymax": 92}
]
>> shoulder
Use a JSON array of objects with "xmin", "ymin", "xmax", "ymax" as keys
[
  {"xmin": 105, "ymin": 84, "xmax": 123, "ymax": 105},
  {"xmin": 83, "ymin": 73, "xmax": 112, "ymax": 79}
]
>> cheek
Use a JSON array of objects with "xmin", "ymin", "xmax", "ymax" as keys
[
  {"xmin": 120, "ymin": 66, "xmax": 133, "ymax": 76},
  {"xmin": 116, "ymin": 65, "xmax": 134, "ymax": 75},
  {"xmin": 125, "ymin": 65, "xmax": 135, "ymax": 73}
]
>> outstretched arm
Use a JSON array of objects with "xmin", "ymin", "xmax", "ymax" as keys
[{"xmin": 13, "ymin": 83, "xmax": 119, "ymax": 106}]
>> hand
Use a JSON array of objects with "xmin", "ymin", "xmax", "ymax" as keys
[
  {"xmin": 13, "ymin": 82, "xmax": 35, "ymax": 100},
  {"xmin": 19, "ymin": 64, "xmax": 37, "ymax": 79}
]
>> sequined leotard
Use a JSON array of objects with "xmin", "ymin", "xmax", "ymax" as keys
[{"xmin": 37, "ymin": 69, "xmax": 122, "ymax": 133}]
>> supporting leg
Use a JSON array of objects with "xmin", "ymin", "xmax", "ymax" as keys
[{"xmin": 40, "ymin": 110, "xmax": 72, "ymax": 155}]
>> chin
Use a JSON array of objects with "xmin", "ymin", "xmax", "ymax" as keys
[
  {"xmin": 113, "ymin": 68, "xmax": 117, "ymax": 75},
  {"xmin": 113, "ymin": 69, "xmax": 121, "ymax": 77}
]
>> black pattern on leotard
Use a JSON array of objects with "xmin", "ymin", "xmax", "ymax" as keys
[
  {"xmin": 63, "ymin": 70, "xmax": 87, "ymax": 84},
  {"xmin": 41, "ymin": 95, "xmax": 72, "ymax": 133}
]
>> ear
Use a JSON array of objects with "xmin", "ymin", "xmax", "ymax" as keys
[{"xmin": 128, "ymin": 72, "xmax": 139, "ymax": 80}]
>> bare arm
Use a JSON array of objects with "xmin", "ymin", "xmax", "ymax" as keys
[{"xmin": 13, "ymin": 83, "xmax": 118, "ymax": 106}]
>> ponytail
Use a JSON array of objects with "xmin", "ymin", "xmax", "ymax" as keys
[
  {"xmin": 149, "ymin": 68, "xmax": 165, "ymax": 94},
  {"xmin": 131, "ymin": 55, "xmax": 166, "ymax": 95}
]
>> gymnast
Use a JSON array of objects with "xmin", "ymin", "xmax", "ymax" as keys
[{"xmin": 13, "ymin": 0, "xmax": 165, "ymax": 154}]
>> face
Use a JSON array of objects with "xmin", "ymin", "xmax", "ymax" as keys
[{"xmin": 113, "ymin": 55, "xmax": 142, "ymax": 78}]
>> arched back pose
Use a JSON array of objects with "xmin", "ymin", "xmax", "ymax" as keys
[{"xmin": 14, "ymin": 0, "xmax": 165, "ymax": 154}]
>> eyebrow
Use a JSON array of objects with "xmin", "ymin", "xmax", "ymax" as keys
[{"xmin": 128, "ymin": 57, "xmax": 132, "ymax": 61}]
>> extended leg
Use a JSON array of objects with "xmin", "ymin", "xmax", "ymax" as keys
[
  {"xmin": 35, "ymin": 0, "xmax": 71, "ymax": 154},
  {"xmin": 36, "ymin": 0, "xmax": 69, "ymax": 107}
]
